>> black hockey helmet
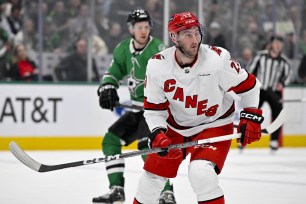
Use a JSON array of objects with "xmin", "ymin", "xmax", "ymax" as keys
[{"xmin": 127, "ymin": 9, "xmax": 153, "ymax": 27}]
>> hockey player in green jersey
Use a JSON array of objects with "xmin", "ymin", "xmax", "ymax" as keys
[{"xmin": 93, "ymin": 9, "xmax": 176, "ymax": 204}]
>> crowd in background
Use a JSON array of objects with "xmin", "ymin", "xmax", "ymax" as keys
[{"xmin": 0, "ymin": 0, "xmax": 305, "ymax": 83}]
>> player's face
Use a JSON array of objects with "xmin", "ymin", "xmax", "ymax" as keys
[
  {"xmin": 76, "ymin": 39, "xmax": 87, "ymax": 55},
  {"xmin": 132, "ymin": 21, "xmax": 151, "ymax": 45},
  {"xmin": 177, "ymin": 27, "xmax": 201, "ymax": 57},
  {"xmin": 16, "ymin": 45, "xmax": 27, "ymax": 60}
]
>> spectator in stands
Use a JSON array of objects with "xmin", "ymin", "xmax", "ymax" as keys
[
  {"xmin": 9, "ymin": 43, "xmax": 38, "ymax": 81},
  {"xmin": 238, "ymin": 0, "xmax": 260, "ymax": 35},
  {"xmin": 78, "ymin": 31, "xmax": 108, "ymax": 56},
  {"xmin": 204, "ymin": 0, "xmax": 232, "ymax": 35},
  {"xmin": 0, "ymin": 2, "xmax": 15, "ymax": 40},
  {"xmin": 239, "ymin": 47, "xmax": 253, "ymax": 69},
  {"xmin": 0, "ymin": 26, "xmax": 11, "ymax": 81},
  {"xmin": 91, "ymin": 34, "xmax": 108, "ymax": 56},
  {"xmin": 205, "ymin": 0, "xmax": 219, "ymax": 26},
  {"xmin": 14, "ymin": 18, "xmax": 35, "ymax": 50},
  {"xmin": 302, "ymin": 4, "xmax": 306, "ymax": 33},
  {"xmin": 6, "ymin": 5, "xmax": 22, "ymax": 36},
  {"xmin": 144, "ymin": 0, "xmax": 163, "ymax": 40},
  {"xmin": 298, "ymin": 30, "xmax": 306, "ymax": 82},
  {"xmin": 284, "ymin": 32, "xmax": 296, "ymax": 59},
  {"xmin": 54, "ymin": 37, "xmax": 99, "ymax": 82},
  {"xmin": 39, "ymin": 19, "xmax": 62, "ymax": 53},
  {"xmin": 205, "ymin": 21, "xmax": 227, "ymax": 49},
  {"xmin": 108, "ymin": 0, "xmax": 144, "ymax": 29},
  {"xmin": 95, "ymin": 0, "xmax": 112, "ymax": 16},
  {"xmin": 95, "ymin": 4, "xmax": 111, "ymax": 42},
  {"xmin": 47, "ymin": 0, "xmax": 70, "ymax": 48},
  {"xmin": 238, "ymin": 22, "xmax": 264, "ymax": 54},
  {"xmin": 105, "ymin": 21, "xmax": 124, "ymax": 53},
  {"xmin": 68, "ymin": 3, "xmax": 98, "ymax": 40},
  {"xmin": 1, "ymin": 0, "xmax": 22, "ymax": 17},
  {"xmin": 258, "ymin": 2, "xmax": 274, "ymax": 35},
  {"xmin": 299, "ymin": 30, "xmax": 306, "ymax": 56},
  {"xmin": 67, "ymin": 0, "xmax": 81, "ymax": 18},
  {"xmin": 29, "ymin": 2, "xmax": 49, "ymax": 31}
]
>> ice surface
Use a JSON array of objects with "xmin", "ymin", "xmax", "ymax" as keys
[{"xmin": 1, "ymin": 148, "xmax": 306, "ymax": 204}]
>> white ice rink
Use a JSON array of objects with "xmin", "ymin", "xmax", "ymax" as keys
[{"xmin": 1, "ymin": 148, "xmax": 306, "ymax": 204}]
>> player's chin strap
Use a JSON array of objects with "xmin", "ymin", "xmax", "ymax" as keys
[{"xmin": 9, "ymin": 109, "xmax": 286, "ymax": 173}]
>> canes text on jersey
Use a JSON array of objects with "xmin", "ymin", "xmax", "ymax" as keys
[{"xmin": 164, "ymin": 79, "xmax": 219, "ymax": 116}]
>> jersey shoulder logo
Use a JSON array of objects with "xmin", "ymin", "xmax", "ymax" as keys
[
  {"xmin": 230, "ymin": 59, "xmax": 241, "ymax": 74},
  {"xmin": 209, "ymin": 46, "xmax": 222, "ymax": 56},
  {"xmin": 151, "ymin": 54, "xmax": 165, "ymax": 60}
]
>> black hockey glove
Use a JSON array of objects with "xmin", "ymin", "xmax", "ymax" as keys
[{"xmin": 97, "ymin": 84, "xmax": 119, "ymax": 111}]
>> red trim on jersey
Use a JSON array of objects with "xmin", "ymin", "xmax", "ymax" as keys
[
  {"xmin": 228, "ymin": 73, "xmax": 256, "ymax": 94},
  {"xmin": 133, "ymin": 198, "xmax": 142, "ymax": 204},
  {"xmin": 144, "ymin": 97, "xmax": 169, "ymax": 110},
  {"xmin": 217, "ymin": 102, "xmax": 235, "ymax": 120},
  {"xmin": 166, "ymin": 104, "xmax": 234, "ymax": 130},
  {"xmin": 198, "ymin": 196, "xmax": 224, "ymax": 204},
  {"xmin": 174, "ymin": 50, "xmax": 198, "ymax": 68},
  {"xmin": 167, "ymin": 109, "xmax": 192, "ymax": 130}
]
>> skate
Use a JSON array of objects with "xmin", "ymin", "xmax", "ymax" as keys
[
  {"xmin": 237, "ymin": 143, "xmax": 244, "ymax": 153},
  {"xmin": 158, "ymin": 190, "xmax": 176, "ymax": 204},
  {"xmin": 92, "ymin": 186, "xmax": 125, "ymax": 204},
  {"xmin": 270, "ymin": 140, "xmax": 279, "ymax": 153}
]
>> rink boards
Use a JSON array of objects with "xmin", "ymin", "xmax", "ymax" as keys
[{"xmin": 1, "ymin": 83, "xmax": 306, "ymax": 150}]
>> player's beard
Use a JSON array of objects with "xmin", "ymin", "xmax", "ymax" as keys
[{"xmin": 178, "ymin": 41, "xmax": 199, "ymax": 58}]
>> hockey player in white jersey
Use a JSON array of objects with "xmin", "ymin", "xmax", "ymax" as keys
[{"xmin": 133, "ymin": 12, "xmax": 264, "ymax": 204}]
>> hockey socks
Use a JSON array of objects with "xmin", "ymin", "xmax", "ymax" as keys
[{"xmin": 102, "ymin": 132, "xmax": 125, "ymax": 187}]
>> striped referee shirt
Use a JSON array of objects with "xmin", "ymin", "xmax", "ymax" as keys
[{"xmin": 247, "ymin": 50, "xmax": 291, "ymax": 91}]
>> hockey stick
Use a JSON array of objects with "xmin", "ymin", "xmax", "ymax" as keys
[
  {"xmin": 280, "ymin": 98, "xmax": 306, "ymax": 103},
  {"xmin": 266, "ymin": 89, "xmax": 306, "ymax": 103},
  {"xmin": 9, "ymin": 109, "xmax": 286, "ymax": 173},
  {"xmin": 117, "ymin": 103, "xmax": 144, "ymax": 111}
]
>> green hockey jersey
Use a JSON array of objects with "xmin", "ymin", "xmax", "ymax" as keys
[{"xmin": 101, "ymin": 36, "xmax": 166, "ymax": 104}]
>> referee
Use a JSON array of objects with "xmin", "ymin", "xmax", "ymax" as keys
[{"xmin": 247, "ymin": 35, "xmax": 291, "ymax": 151}]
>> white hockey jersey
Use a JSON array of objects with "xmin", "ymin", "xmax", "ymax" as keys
[{"xmin": 144, "ymin": 44, "xmax": 260, "ymax": 136}]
